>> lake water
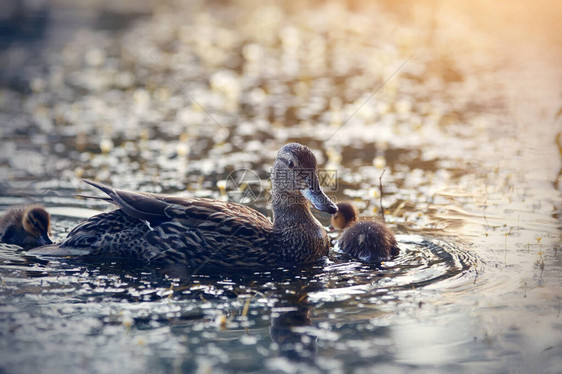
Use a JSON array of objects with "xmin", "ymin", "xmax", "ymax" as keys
[{"xmin": 1, "ymin": 1, "xmax": 561, "ymax": 373}]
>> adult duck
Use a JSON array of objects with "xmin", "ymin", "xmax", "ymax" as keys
[
  {"xmin": 332, "ymin": 202, "xmax": 399, "ymax": 264},
  {"xmin": 0, "ymin": 205, "xmax": 53, "ymax": 249},
  {"xmin": 31, "ymin": 143, "xmax": 338, "ymax": 270}
]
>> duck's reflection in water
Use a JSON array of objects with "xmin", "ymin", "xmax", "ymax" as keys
[{"xmin": 270, "ymin": 293, "xmax": 317, "ymax": 362}]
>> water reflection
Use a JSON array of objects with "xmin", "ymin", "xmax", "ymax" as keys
[
  {"xmin": 0, "ymin": 228, "xmax": 484, "ymax": 369},
  {"xmin": 270, "ymin": 295, "xmax": 316, "ymax": 362},
  {"xmin": 1, "ymin": 0, "xmax": 562, "ymax": 372}
]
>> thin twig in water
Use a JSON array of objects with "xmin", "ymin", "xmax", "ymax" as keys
[{"xmin": 379, "ymin": 168, "xmax": 386, "ymax": 222}]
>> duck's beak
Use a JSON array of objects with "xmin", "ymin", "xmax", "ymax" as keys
[
  {"xmin": 302, "ymin": 178, "xmax": 338, "ymax": 214},
  {"xmin": 38, "ymin": 233, "xmax": 53, "ymax": 246}
]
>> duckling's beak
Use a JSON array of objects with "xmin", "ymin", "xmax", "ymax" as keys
[
  {"xmin": 302, "ymin": 184, "xmax": 338, "ymax": 214},
  {"xmin": 38, "ymin": 233, "xmax": 53, "ymax": 245}
]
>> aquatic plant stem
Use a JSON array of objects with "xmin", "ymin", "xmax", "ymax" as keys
[{"xmin": 379, "ymin": 168, "xmax": 386, "ymax": 222}]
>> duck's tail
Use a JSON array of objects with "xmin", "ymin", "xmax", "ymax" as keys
[{"xmin": 75, "ymin": 179, "xmax": 119, "ymax": 203}]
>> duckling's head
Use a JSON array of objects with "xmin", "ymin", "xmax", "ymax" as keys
[
  {"xmin": 331, "ymin": 202, "xmax": 358, "ymax": 230},
  {"xmin": 272, "ymin": 143, "xmax": 338, "ymax": 214},
  {"xmin": 22, "ymin": 206, "xmax": 53, "ymax": 246}
]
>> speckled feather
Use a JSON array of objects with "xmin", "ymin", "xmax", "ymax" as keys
[{"xmin": 56, "ymin": 191, "xmax": 278, "ymax": 269}]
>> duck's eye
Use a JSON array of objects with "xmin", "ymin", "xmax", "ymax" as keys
[{"xmin": 288, "ymin": 160, "xmax": 294, "ymax": 168}]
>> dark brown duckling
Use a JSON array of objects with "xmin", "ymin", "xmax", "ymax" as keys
[
  {"xmin": 0, "ymin": 205, "xmax": 53, "ymax": 249},
  {"xmin": 332, "ymin": 202, "xmax": 399, "ymax": 264}
]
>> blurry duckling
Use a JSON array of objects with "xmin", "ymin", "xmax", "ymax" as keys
[
  {"xmin": 0, "ymin": 205, "xmax": 53, "ymax": 249},
  {"xmin": 331, "ymin": 202, "xmax": 399, "ymax": 264}
]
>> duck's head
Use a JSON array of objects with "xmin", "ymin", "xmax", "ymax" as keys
[
  {"xmin": 22, "ymin": 206, "xmax": 53, "ymax": 246},
  {"xmin": 331, "ymin": 202, "xmax": 358, "ymax": 230},
  {"xmin": 272, "ymin": 143, "xmax": 338, "ymax": 214}
]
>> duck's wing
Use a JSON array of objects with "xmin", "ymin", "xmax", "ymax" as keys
[
  {"xmin": 81, "ymin": 179, "xmax": 271, "ymax": 229},
  {"xmin": 82, "ymin": 179, "xmax": 176, "ymax": 225}
]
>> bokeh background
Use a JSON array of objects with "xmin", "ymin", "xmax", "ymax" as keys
[{"xmin": 1, "ymin": 0, "xmax": 561, "ymax": 373}]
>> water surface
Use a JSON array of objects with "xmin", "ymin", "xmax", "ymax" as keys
[{"xmin": 1, "ymin": 1, "xmax": 561, "ymax": 373}]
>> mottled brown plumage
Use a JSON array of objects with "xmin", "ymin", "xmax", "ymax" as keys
[
  {"xmin": 30, "ymin": 143, "xmax": 338, "ymax": 271},
  {"xmin": 332, "ymin": 202, "xmax": 399, "ymax": 264},
  {"xmin": 0, "ymin": 205, "xmax": 53, "ymax": 249}
]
